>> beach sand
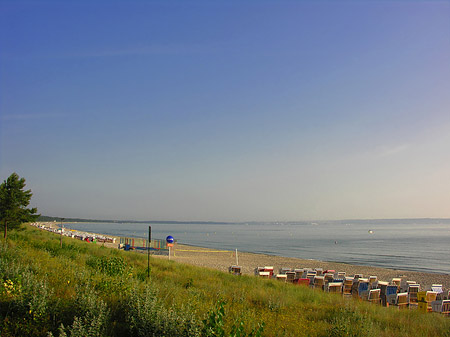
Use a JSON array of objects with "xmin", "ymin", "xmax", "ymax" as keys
[{"xmin": 151, "ymin": 243, "xmax": 450, "ymax": 290}]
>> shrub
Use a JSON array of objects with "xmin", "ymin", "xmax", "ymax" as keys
[
  {"xmin": 50, "ymin": 286, "xmax": 110, "ymax": 337},
  {"xmin": 126, "ymin": 284, "xmax": 201, "ymax": 337},
  {"xmin": 202, "ymin": 301, "xmax": 265, "ymax": 337},
  {"xmin": 86, "ymin": 255, "xmax": 127, "ymax": 276}
]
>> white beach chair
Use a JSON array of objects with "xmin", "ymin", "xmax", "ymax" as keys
[
  {"xmin": 327, "ymin": 282, "xmax": 343, "ymax": 293},
  {"xmin": 368, "ymin": 289, "xmax": 381, "ymax": 304},
  {"xmin": 258, "ymin": 271, "xmax": 271, "ymax": 279},
  {"xmin": 335, "ymin": 271, "xmax": 346, "ymax": 279},
  {"xmin": 313, "ymin": 276, "xmax": 325, "ymax": 290},
  {"xmin": 395, "ymin": 293, "xmax": 409, "ymax": 309},
  {"xmin": 276, "ymin": 274, "xmax": 287, "ymax": 282},
  {"xmin": 431, "ymin": 284, "xmax": 443, "ymax": 295},
  {"xmin": 407, "ymin": 284, "xmax": 420, "ymax": 306}
]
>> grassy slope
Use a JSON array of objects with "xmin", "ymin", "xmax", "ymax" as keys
[{"xmin": 0, "ymin": 225, "xmax": 449, "ymax": 337}]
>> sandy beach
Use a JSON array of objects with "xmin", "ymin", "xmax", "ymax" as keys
[
  {"xmin": 34, "ymin": 223, "xmax": 450, "ymax": 290},
  {"xmin": 154, "ymin": 243, "xmax": 450, "ymax": 290}
]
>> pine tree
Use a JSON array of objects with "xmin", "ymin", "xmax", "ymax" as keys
[{"xmin": 0, "ymin": 172, "xmax": 39, "ymax": 239}]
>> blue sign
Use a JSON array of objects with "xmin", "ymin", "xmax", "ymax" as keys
[{"xmin": 166, "ymin": 235, "xmax": 174, "ymax": 244}]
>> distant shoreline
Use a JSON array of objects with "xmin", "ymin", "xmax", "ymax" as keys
[{"xmin": 38, "ymin": 216, "xmax": 450, "ymax": 225}]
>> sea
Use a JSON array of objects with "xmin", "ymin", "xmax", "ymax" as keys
[{"xmin": 65, "ymin": 219, "xmax": 450, "ymax": 275}]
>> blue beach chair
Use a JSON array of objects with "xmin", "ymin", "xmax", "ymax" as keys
[{"xmin": 358, "ymin": 280, "xmax": 369, "ymax": 300}]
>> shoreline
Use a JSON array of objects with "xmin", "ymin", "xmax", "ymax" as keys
[{"xmin": 33, "ymin": 222, "xmax": 450, "ymax": 290}]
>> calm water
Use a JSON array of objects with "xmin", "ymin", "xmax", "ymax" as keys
[{"xmin": 66, "ymin": 220, "xmax": 450, "ymax": 274}]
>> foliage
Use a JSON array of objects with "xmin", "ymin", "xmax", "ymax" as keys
[
  {"xmin": 0, "ymin": 173, "xmax": 39, "ymax": 239},
  {"xmin": 202, "ymin": 301, "xmax": 265, "ymax": 337},
  {"xmin": 126, "ymin": 285, "xmax": 201, "ymax": 336},
  {"xmin": 86, "ymin": 255, "xmax": 127, "ymax": 276}
]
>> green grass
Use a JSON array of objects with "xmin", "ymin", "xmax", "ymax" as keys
[{"xmin": 1, "ymin": 225, "xmax": 449, "ymax": 336}]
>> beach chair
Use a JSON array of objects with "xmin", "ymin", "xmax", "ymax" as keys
[
  {"xmin": 401, "ymin": 280, "xmax": 417, "ymax": 293},
  {"xmin": 255, "ymin": 267, "xmax": 264, "ymax": 275},
  {"xmin": 324, "ymin": 273, "xmax": 334, "ymax": 284},
  {"xmin": 431, "ymin": 284, "xmax": 443, "ymax": 296},
  {"xmin": 407, "ymin": 284, "xmax": 420, "ymax": 307},
  {"xmin": 306, "ymin": 270, "xmax": 317, "ymax": 285},
  {"xmin": 442, "ymin": 300, "xmax": 450, "ymax": 316},
  {"xmin": 378, "ymin": 281, "xmax": 389, "ymax": 306},
  {"xmin": 417, "ymin": 291, "xmax": 427, "ymax": 312},
  {"xmin": 296, "ymin": 278, "xmax": 310, "ymax": 287},
  {"xmin": 286, "ymin": 271, "xmax": 296, "ymax": 283},
  {"xmin": 431, "ymin": 300, "xmax": 443, "ymax": 313},
  {"xmin": 368, "ymin": 276, "xmax": 378, "ymax": 289},
  {"xmin": 327, "ymin": 282, "xmax": 343, "ymax": 294},
  {"xmin": 313, "ymin": 276, "xmax": 325, "ymax": 290},
  {"xmin": 419, "ymin": 291, "xmax": 437, "ymax": 312},
  {"xmin": 279, "ymin": 267, "xmax": 291, "ymax": 275},
  {"xmin": 353, "ymin": 274, "xmax": 363, "ymax": 280},
  {"xmin": 276, "ymin": 274, "xmax": 287, "ymax": 282},
  {"xmin": 315, "ymin": 268, "xmax": 323, "ymax": 276},
  {"xmin": 343, "ymin": 277, "xmax": 353, "ymax": 297},
  {"xmin": 395, "ymin": 293, "xmax": 409, "ymax": 309},
  {"xmin": 357, "ymin": 280, "xmax": 370, "ymax": 300},
  {"xmin": 258, "ymin": 271, "xmax": 271, "ymax": 279},
  {"xmin": 386, "ymin": 285, "xmax": 399, "ymax": 306},
  {"xmin": 335, "ymin": 271, "xmax": 346, "ymax": 279},
  {"xmin": 391, "ymin": 278, "xmax": 401, "ymax": 287},
  {"xmin": 306, "ymin": 269, "xmax": 317, "ymax": 277},
  {"xmin": 264, "ymin": 266, "xmax": 274, "ymax": 277},
  {"xmin": 332, "ymin": 278, "xmax": 344, "ymax": 285},
  {"xmin": 229, "ymin": 265, "xmax": 242, "ymax": 276},
  {"xmin": 368, "ymin": 289, "xmax": 381, "ymax": 304},
  {"xmin": 294, "ymin": 269, "xmax": 303, "ymax": 280}
]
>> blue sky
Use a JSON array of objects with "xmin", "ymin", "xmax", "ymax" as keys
[{"xmin": 1, "ymin": 1, "xmax": 449, "ymax": 221}]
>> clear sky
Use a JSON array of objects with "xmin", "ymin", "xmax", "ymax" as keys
[{"xmin": 1, "ymin": 1, "xmax": 449, "ymax": 222}]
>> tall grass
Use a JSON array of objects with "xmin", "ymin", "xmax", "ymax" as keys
[{"xmin": 1, "ymin": 225, "xmax": 449, "ymax": 336}]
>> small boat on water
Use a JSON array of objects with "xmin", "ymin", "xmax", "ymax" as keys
[{"xmin": 368, "ymin": 230, "xmax": 374, "ymax": 234}]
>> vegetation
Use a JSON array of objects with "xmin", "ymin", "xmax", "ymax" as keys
[
  {"xmin": 1, "ymin": 225, "xmax": 449, "ymax": 336},
  {"xmin": 0, "ymin": 173, "xmax": 39, "ymax": 240}
]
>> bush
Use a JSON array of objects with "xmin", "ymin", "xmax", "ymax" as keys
[
  {"xmin": 86, "ymin": 255, "xmax": 127, "ymax": 276},
  {"xmin": 126, "ymin": 284, "xmax": 201, "ymax": 337},
  {"xmin": 50, "ymin": 286, "xmax": 110, "ymax": 337}
]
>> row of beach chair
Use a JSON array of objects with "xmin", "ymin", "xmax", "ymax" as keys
[{"xmin": 241, "ymin": 266, "xmax": 450, "ymax": 315}]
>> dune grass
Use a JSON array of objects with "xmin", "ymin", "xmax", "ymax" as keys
[{"xmin": 1, "ymin": 225, "xmax": 449, "ymax": 336}]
